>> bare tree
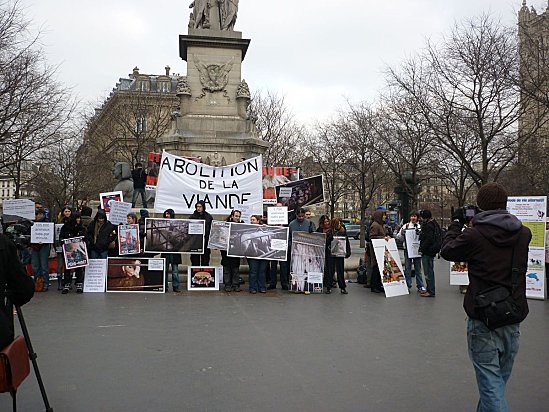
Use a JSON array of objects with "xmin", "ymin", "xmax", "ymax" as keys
[
  {"xmin": 387, "ymin": 14, "xmax": 541, "ymax": 188},
  {"xmin": 249, "ymin": 90, "xmax": 304, "ymax": 166}
]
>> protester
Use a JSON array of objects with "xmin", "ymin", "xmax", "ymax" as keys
[
  {"xmin": 31, "ymin": 208, "xmax": 51, "ymax": 292},
  {"xmin": 221, "ymin": 210, "xmax": 242, "ymax": 292},
  {"xmin": 368, "ymin": 210, "xmax": 387, "ymax": 293},
  {"xmin": 0, "ymin": 233, "xmax": 35, "ymax": 348},
  {"xmin": 399, "ymin": 211, "xmax": 426, "ymax": 293},
  {"xmin": 126, "ymin": 213, "xmax": 138, "ymax": 225},
  {"xmin": 327, "ymin": 218, "xmax": 351, "ymax": 294},
  {"xmin": 418, "ymin": 209, "xmax": 441, "ymax": 297},
  {"xmin": 441, "ymin": 182, "xmax": 531, "ymax": 411},
  {"xmin": 286, "ymin": 207, "xmax": 314, "ymax": 287},
  {"xmin": 162, "ymin": 209, "xmax": 181, "ymax": 293},
  {"xmin": 59, "ymin": 212, "xmax": 86, "ymax": 294},
  {"xmin": 316, "ymin": 215, "xmax": 333, "ymax": 293},
  {"xmin": 55, "ymin": 206, "xmax": 72, "ymax": 290},
  {"xmin": 247, "ymin": 215, "xmax": 268, "ymax": 294},
  {"xmin": 189, "ymin": 200, "xmax": 213, "ymax": 266},
  {"xmin": 85, "ymin": 209, "xmax": 115, "ymax": 259},
  {"xmin": 80, "ymin": 206, "xmax": 93, "ymax": 229},
  {"xmin": 131, "ymin": 162, "xmax": 148, "ymax": 208},
  {"xmin": 267, "ymin": 202, "xmax": 289, "ymax": 290},
  {"xmin": 305, "ymin": 209, "xmax": 316, "ymax": 231}
]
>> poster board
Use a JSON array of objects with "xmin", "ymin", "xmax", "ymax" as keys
[
  {"xmin": 144, "ymin": 218, "xmax": 205, "ymax": 254},
  {"xmin": 2, "ymin": 199, "xmax": 35, "ymax": 220},
  {"xmin": 100, "ymin": 191, "xmax": 123, "ymax": 213},
  {"xmin": 267, "ymin": 206, "xmax": 288, "ymax": 225},
  {"xmin": 84, "ymin": 259, "xmax": 107, "ymax": 293},
  {"xmin": 330, "ymin": 236, "xmax": 347, "ymax": 257},
  {"xmin": 106, "ymin": 257, "xmax": 165, "ymax": 293},
  {"xmin": 289, "ymin": 232, "xmax": 325, "ymax": 293},
  {"xmin": 450, "ymin": 262, "xmax": 469, "ymax": 286},
  {"xmin": 109, "ymin": 201, "xmax": 132, "ymax": 225},
  {"xmin": 371, "ymin": 238, "xmax": 409, "ymax": 298},
  {"xmin": 55, "ymin": 223, "xmax": 64, "ymax": 253},
  {"xmin": 30, "ymin": 222, "xmax": 54, "ymax": 243},
  {"xmin": 507, "ymin": 196, "xmax": 547, "ymax": 300},
  {"xmin": 187, "ymin": 266, "xmax": 222, "ymax": 291},
  {"xmin": 118, "ymin": 224, "xmax": 140, "ymax": 255},
  {"xmin": 62, "ymin": 237, "xmax": 89, "ymax": 269},
  {"xmin": 262, "ymin": 166, "xmax": 300, "ymax": 205},
  {"xmin": 404, "ymin": 229, "xmax": 421, "ymax": 258},
  {"xmin": 227, "ymin": 223, "xmax": 288, "ymax": 261},
  {"xmin": 275, "ymin": 175, "xmax": 325, "ymax": 211},
  {"xmin": 208, "ymin": 221, "xmax": 230, "ymax": 250}
]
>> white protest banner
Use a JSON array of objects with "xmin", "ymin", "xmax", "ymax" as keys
[
  {"xmin": 109, "ymin": 201, "xmax": 132, "ymax": 225},
  {"xmin": 84, "ymin": 259, "xmax": 107, "ymax": 293},
  {"xmin": 404, "ymin": 229, "xmax": 421, "ymax": 258},
  {"xmin": 2, "ymin": 199, "xmax": 35, "ymax": 220},
  {"xmin": 371, "ymin": 238, "xmax": 408, "ymax": 298},
  {"xmin": 450, "ymin": 262, "xmax": 469, "ymax": 286},
  {"xmin": 154, "ymin": 152, "xmax": 263, "ymax": 215},
  {"xmin": 507, "ymin": 196, "xmax": 547, "ymax": 300},
  {"xmin": 30, "ymin": 222, "xmax": 55, "ymax": 243},
  {"xmin": 267, "ymin": 206, "xmax": 288, "ymax": 225}
]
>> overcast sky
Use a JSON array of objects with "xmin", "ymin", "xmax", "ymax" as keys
[{"xmin": 19, "ymin": 0, "xmax": 539, "ymax": 124}]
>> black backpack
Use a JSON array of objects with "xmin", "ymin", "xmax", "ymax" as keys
[{"xmin": 432, "ymin": 222, "xmax": 442, "ymax": 254}]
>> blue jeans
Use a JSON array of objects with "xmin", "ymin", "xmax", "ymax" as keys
[
  {"xmin": 467, "ymin": 318, "xmax": 520, "ymax": 412},
  {"xmin": 421, "ymin": 255, "xmax": 435, "ymax": 295},
  {"xmin": 164, "ymin": 255, "xmax": 179, "ymax": 290},
  {"xmin": 90, "ymin": 250, "xmax": 108, "ymax": 259},
  {"xmin": 31, "ymin": 245, "xmax": 50, "ymax": 288},
  {"xmin": 248, "ymin": 258, "xmax": 267, "ymax": 292},
  {"xmin": 404, "ymin": 253, "xmax": 424, "ymax": 290},
  {"xmin": 132, "ymin": 188, "xmax": 147, "ymax": 208}
]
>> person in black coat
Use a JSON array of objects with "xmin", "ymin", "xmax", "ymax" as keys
[
  {"xmin": 163, "ymin": 209, "xmax": 182, "ymax": 293},
  {"xmin": 221, "ymin": 209, "xmax": 242, "ymax": 292},
  {"xmin": 188, "ymin": 200, "xmax": 213, "ymax": 266},
  {"xmin": 60, "ymin": 212, "xmax": 87, "ymax": 293},
  {"xmin": 85, "ymin": 209, "xmax": 115, "ymax": 259}
]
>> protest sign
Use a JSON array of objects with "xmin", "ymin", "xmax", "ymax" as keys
[
  {"xmin": 290, "ymin": 232, "xmax": 326, "ymax": 293},
  {"xmin": 208, "ymin": 221, "xmax": 230, "ymax": 250},
  {"xmin": 106, "ymin": 257, "xmax": 165, "ymax": 293},
  {"xmin": 372, "ymin": 238, "xmax": 408, "ymax": 298},
  {"xmin": 267, "ymin": 206, "xmax": 288, "ymax": 225},
  {"xmin": 144, "ymin": 218, "xmax": 204, "ymax": 254},
  {"xmin": 275, "ymin": 175, "xmax": 325, "ymax": 211},
  {"xmin": 188, "ymin": 266, "xmax": 222, "ymax": 291},
  {"xmin": 100, "ymin": 191, "xmax": 123, "ymax": 213},
  {"xmin": 30, "ymin": 222, "xmax": 54, "ymax": 243},
  {"xmin": 109, "ymin": 201, "xmax": 132, "ymax": 225},
  {"xmin": 450, "ymin": 262, "xmax": 469, "ymax": 286},
  {"xmin": 404, "ymin": 229, "xmax": 421, "ymax": 258},
  {"xmin": 62, "ymin": 237, "xmax": 89, "ymax": 269},
  {"xmin": 2, "ymin": 199, "xmax": 35, "ymax": 220},
  {"xmin": 118, "ymin": 224, "xmax": 140, "ymax": 255},
  {"xmin": 154, "ymin": 152, "xmax": 263, "ymax": 215},
  {"xmin": 262, "ymin": 166, "xmax": 299, "ymax": 205},
  {"xmin": 84, "ymin": 259, "xmax": 107, "ymax": 293},
  {"xmin": 227, "ymin": 223, "xmax": 288, "ymax": 261}
]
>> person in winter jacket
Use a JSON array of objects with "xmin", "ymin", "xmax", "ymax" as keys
[
  {"xmin": 131, "ymin": 162, "xmax": 148, "ymax": 208},
  {"xmin": 188, "ymin": 200, "xmax": 213, "ymax": 266},
  {"xmin": 55, "ymin": 206, "xmax": 72, "ymax": 290},
  {"xmin": 80, "ymin": 206, "xmax": 93, "ymax": 229},
  {"xmin": 85, "ymin": 209, "xmax": 115, "ymax": 259},
  {"xmin": 368, "ymin": 210, "xmax": 388, "ymax": 293},
  {"xmin": 441, "ymin": 182, "xmax": 531, "ymax": 412},
  {"xmin": 59, "ymin": 212, "xmax": 87, "ymax": 293},
  {"xmin": 221, "ymin": 209, "xmax": 242, "ymax": 292},
  {"xmin": 31, "ymin": 208, "xmax": 51, "ymax": 291},
  {"xmin": 418, "ymin": 209, "xmax": 441, "ymax": 297},
  {"xmin": 163, "ymin": 209, "xmax": 181, "ymax": 293}
]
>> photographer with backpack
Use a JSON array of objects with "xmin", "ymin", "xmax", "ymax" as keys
[{"xmin": 418, "ymin": 209, "xmax": 442, "ymax": 298}]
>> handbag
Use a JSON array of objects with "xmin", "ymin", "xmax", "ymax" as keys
[
  {"xmin": 0, "ymin": 336, "xmax": 30, "ymax": 394},
  {"xmin": 473, "ymin": 247, "xmax": 524, "ymax": 330}
]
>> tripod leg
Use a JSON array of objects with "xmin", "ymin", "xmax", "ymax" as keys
[
  {"xmin": 15, "ymin": 306, "xmax": 53, "ymax": 412},
  {"xmin": 11, "ymin": 390, "xmax": 16, "ymax": 412}
]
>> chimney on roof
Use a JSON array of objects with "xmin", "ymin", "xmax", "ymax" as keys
[
  {"xmin": 165, "ymin": 65, "xmax": 171, "ymax": 76},
  {"xmin": 130, "ymin": 66, "xmax": 139, "ymax": 78}
]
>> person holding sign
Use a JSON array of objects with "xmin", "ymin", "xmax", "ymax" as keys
[
  {"xmin": 247, "ymin": 215, "xmax": 268, "ymax": 294},
  {"xmin": 162, "ymin": 209, "xmax": 182, "ymax": 293},
  {"xmin": 30, "ymin": 208, "xmax": 51, "ymax": 292},
  {"xmin": 399, "ymin": 212, "xmax": 426, "ymax": 293},
  {"xmin": 59, "ymin": 212, "xmax": 86, "ymax": 294},
  {"xmin": 328, "ymin": 218, "xmax": 351, "ymax": 294},
  {"xmin": 55, "ymin": 206, "xmax": 73, "ymax": 290},
  {"xmin": 369, "ymin": 210, "xmax": 388, "ymax": 294},
  {"xmin": 189, "ymin": 201, "xmax": 213, "ymax": 266},
  {"xmin": 85, "ymin": 209, "xmax": 115, "ymax": 260},
  {"xmin": 221, "ymin": 209, "xmax": 242, "ymax": 292}
]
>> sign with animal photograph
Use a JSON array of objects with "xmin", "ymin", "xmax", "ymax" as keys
[
  {"xmin": 372, "ymin": 238, "xmax": 408, "ymax": 298},
  {"xmin": 227, "ymin": 223, "xmax": 288, "ymax": 261},
  {"xmin": 62, "ymin": 237, "xmax": 89, "ymax": 269},
  {"xmin": 275, "ymin": 175, "xmax": 325, "ymax": 211},
  {"xmin": 330, "ymin": 236, "xmax": 347, "ymax": 257},
  {"xmin": 106, "ymin": 257, "xmax": 165, "ymax": 293},
  {"xmin": 187, "ymin": 266, "xmax": 222, "ymax": 291},
  {"xmin": 208, "ymin": 221, "xmax": 230, "ymax": 250},
  {"xmin": 507, "ymin": 196, "xmax": 547, "ymax": 300},
  {"xmin": 99, "ymin": 191, "xmax": 123, "ymax": 213},
  {"xmin": 154, "ymin": 151, "xmax": 263, "ymax": 215},
  {"xmin": 144, "ymin": 218, "xmax": 205, "ymax": 254},
  {"xmin": 262, "ymin": 166, "xmax": 300, "ymax": 205},
  {"xmin": 289, "ymin": 232, "xmax": 326, "ymax": 293},
  {"xmin": 118, "ymin": 224, "xmax": 140, "ymax": 255}
]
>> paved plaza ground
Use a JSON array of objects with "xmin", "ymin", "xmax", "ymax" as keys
[{"xmin": 1, "ymin": 257, "xmax": 548, "ymax": 411}]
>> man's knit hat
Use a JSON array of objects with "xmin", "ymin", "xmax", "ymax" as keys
[{"xmin": 476, "ymin": 182, "xmax": 508, "ymax": 211}]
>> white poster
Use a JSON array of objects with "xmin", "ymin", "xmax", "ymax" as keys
[
  {"xmin": 30, "ymin": 222, "xmax": 55, "ymax": 243},
  {"xmin": 372, "ymin": 238, "xmax": 409, "ymax": 298},
  {"xmin": 507, "ymin": 196, "xmax": 547, "ymax": 300},
  {"xmin": 2, "ymin": 199, "xmax": 35, "ymax": 220},
  {"xmin": 154, "ymin": 152, "xmax": 263, "ymax": 215},
  {"xmin": 267, "ymin": 206, "xmax": 288, "ymax": 225},
  {"xmin": 109, "ymin": 201, "xmax": 132, "ymax": 225},
  {"xmin": 84, "ymin": 259, "xmax": 107, "ymax": 293},
  {"xmin": 404, "ymin": 229, "xmax": 421, "ymax": 258},
  {"xmin": 450, "ymin": 262, "xmax": 469, "ymax": 286}
]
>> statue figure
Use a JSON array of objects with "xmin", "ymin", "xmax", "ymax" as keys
[
  {"xmin": 219, "ymin": 0, "xmax": 238, "ymax": 31},
  {"xmin": 113, "ymin": 162, "xmax": 134, "ymax": 202},
  {"xmin": 176, "ymin": 76, "xmax": 192, "ymax": 96},
  {"xmin": 189, "ymin": 0, "xmax": 210, "ymax": 29},
  {"xmin": 236, "ymin": 79, "xmax": 250, "ymax": 99}
]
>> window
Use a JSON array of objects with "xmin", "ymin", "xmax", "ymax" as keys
[
  {"xmin": 159, "ymin": 81, "xmax": 170, "ymax": 93},
  {"xmin": 136, "ymin": 114, "xmax": 147, "ymax": 133},
  {"xmin": 139, "ymin": 80, "xmax": 150, "ymax": 91}
]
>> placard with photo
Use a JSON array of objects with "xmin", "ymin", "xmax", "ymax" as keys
[
  {"xmin": 106, "ymin": 257, "xmax": 165, "ymax": 293},
  {"xmin": 187, "ymin": 266, "xmax": 222, "ymax": 291},
  {"xmin": 275, "ymin": 175, "xmax": 325, "ymax": 211},
  {"xmin": 144, "ymin": 218, "xmax": 205, "ymax": 254},
  {"xmin": 227, "ymin": 223, "xmax": 288, "ymax": 261},
  {"xmin": 118, "ymin": 224, "xmax": 140, "ymax": 255},
  {"xmin": 62, "ymin": 237, "xmax": 89, "ymax": 269}
]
